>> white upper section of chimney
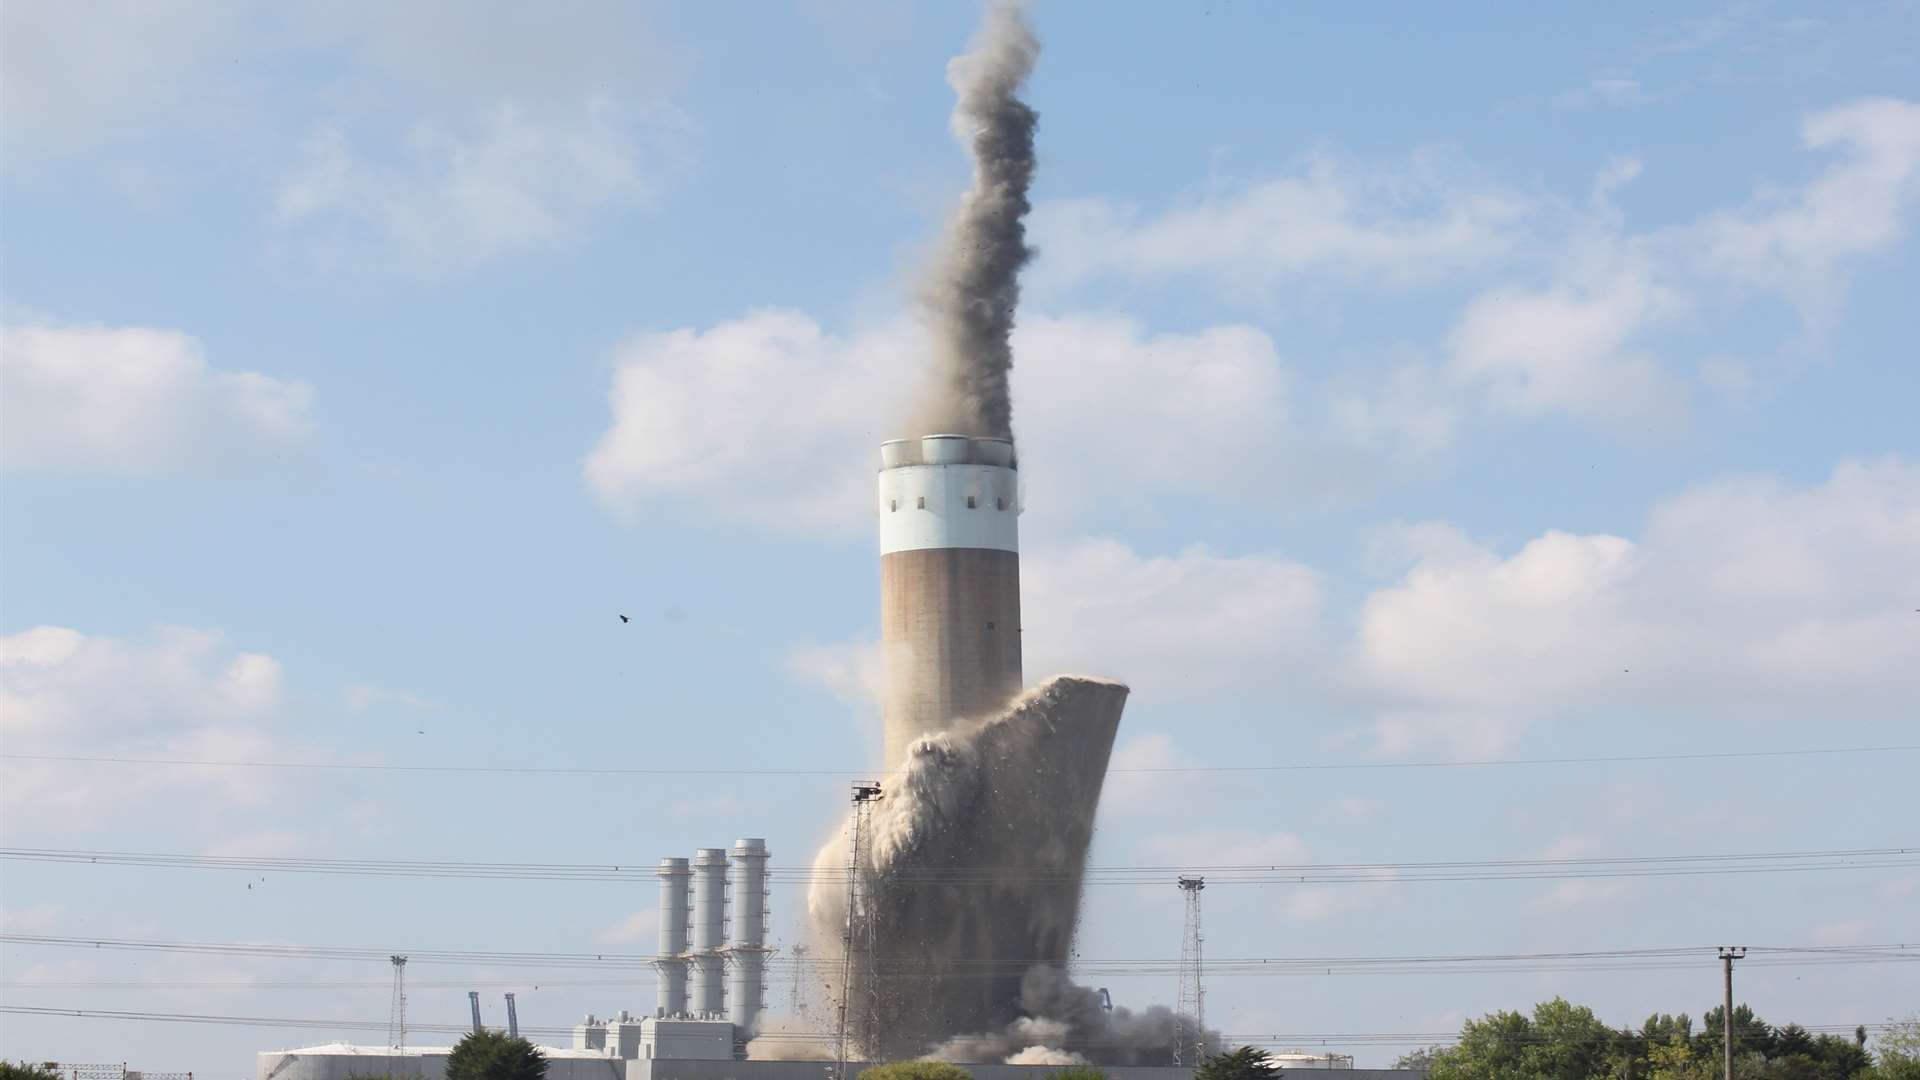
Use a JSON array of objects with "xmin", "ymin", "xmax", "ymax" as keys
[{"xmin": 878, "ymin": 436, "xmax": 1019, "ymax": 555}]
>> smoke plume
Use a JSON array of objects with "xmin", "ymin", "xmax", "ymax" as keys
[
  {"xmin": 931, "ymin": 965, "xmax": 1220, "ymax": 1066},
  {"xmin": 917, "ymin": 1, "xmax": 1040, "ymax": 440}
]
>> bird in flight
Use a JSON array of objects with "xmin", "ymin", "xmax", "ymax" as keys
[{"xmin": 619, "ymin": 614, "xmax": 631, "ymax": 623}]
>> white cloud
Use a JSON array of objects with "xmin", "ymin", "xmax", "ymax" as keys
[
  {"xmin": 1009, "ymin": 313, "xmax": 1292, "ymax": 530},
  {"xmin": 4, "ymin": 2, "xmax": 686, "ymax": 270},
  {"xmin": 596, "ymin": 908, "xmax": 661, "ymax": 945},
  {"xmin": 587, "ymin": 102, "xmax": 1910, "ymax": 518},
  {"xmin": 1446, "ymin": 269, "xmax": 1691, "ymax": 429},
  {"xmin": 1686, "ymin": 97, "xmax": 1920, "ymax": 318},
  {"xmin": 1554, "ymin": 75, "xmax": 1654, "ymax": 110},
  {"xmin": 784, "ymin": 638, "xmax": 885, "ymax": 713},
  {"xmin": 292, "ymin": 1, "xmax": 681, "ymax": 110},
  {"xmin": 0, "ymin": 323, "xmax": 312, "ymax": 472},
  {"xmin": 1029, "ymin": 150, "xmax": 1533, "ymax": 298},
  {"xmin": 1021, "ymin": 539, "xmax": 1322, "ymax": 700},
  {"xmin": 1350, "ymin": 457, "xmax": 1920, "ymax": 755},
  {"xmin": 584, "ymin": 310, "xmax": 916, "ymax": 536},
  {"xmin": 1099, "ymin": 732, "xmax": 1200, "ymax": 815},
  {"xmin": 274, "ymin": 100, "xmax": 672, "ymax": 276},
  {"xmin": 0, "ymin": 625, "xmax": 291, "ymax": 819},
  {"xmin": 342, "ymin": 683, "xmax": 440, "ymax": 713},
  {"xmin": 1447, "ymin": 97, "xmax": 1920, "ymax": 429},
  {"xmin": 1811, "ymin": 919, "xmax": 1871, "ymax": 945},
  {"xmin": 584, "ymin": 309, "xmax": 1299, "ymax": 536},
  {"xmin": 1319, "ymin": 796, "xmax": 1385, "ymax": 824},
  {"xmin": 269, "ymin": 2, "xmax": 687, "ymax": 276},
  {"xmin": 201, "ymin": 828, "xmax": 304, "ymax": 859},
  {"xmin": 1327, "ymin": 359, "xmax": 1462, "ymax": 458},
  {"xmin": 0, "ymin": 903, "xmax": 65, "ymax": 932},
  {"xmin": 0, "ymin": 0, "xmax": 239, "ymax": 167},
  {"xmin": 1024, "ymin": 98, "xmax": 1920, "ymax": 438}
]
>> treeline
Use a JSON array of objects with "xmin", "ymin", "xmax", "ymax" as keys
[{"xmin": 1396, "ymin": 999, "xmax": 1920, "ymax": 1079}]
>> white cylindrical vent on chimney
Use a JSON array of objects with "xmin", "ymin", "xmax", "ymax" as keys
[
  {"xmin": 972, "ymin": 437, "xmax": 1013, "ymax": 466},
  {"xmin": 919, "ymin": 433, "xmax": 970, "ymax": 463},
  {"xmin": 654, "ymin": 858, "xmax": 690, "ymax": 1017},
  {"xmin": 689, "ymin": 847, "xmax": 728, "ymax": 1018},
  {"xmin": 727, "ymin": 838, "xmax": 771, "ymax": 1034},
  {"xmin": 879, "ymin": 439, "xmax": 919, "ymax": 468}
]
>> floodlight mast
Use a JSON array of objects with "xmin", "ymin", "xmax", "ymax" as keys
[{"xmin": 833, "ymin": 781, "xmax": 885, "ymax": 1080}]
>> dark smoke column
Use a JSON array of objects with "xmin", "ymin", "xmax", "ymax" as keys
[
  {"xmin": 877, "ymin": 434, "xmax": 1023, "ymax": 768},
  {"xmin": 917, "ymin": 1, "xmax": 1039, "ymax": 439}
]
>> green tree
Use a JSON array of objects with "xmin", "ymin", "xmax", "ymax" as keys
[
  {"xmin": 857, "ymin": 1062, "xmax": 971, "ymax": 1080},
  {"xmin": 444, "ymin": 1031, "xmax": 547, "ymax": 1080},
  {"xmin": 1392, "ymin": 1047, "xmax": 1439, "ymax": 1071},
  {"xmin": 1699, "ymin": 1004, "xmax": 1776, "ymax": 1064},
  {"xmin": 0, "ymin": 1066, "xmax": 61, "ymax": 1080},
  {"xmin": 1647, "ymin": 1033, "xmax": 1714, "ymax": 1080},
  {"xmin": 1195, "ymin": 1046, "xmax": 1277, "ymax": 1080},
  {"xmin": 1424, "ymin": 999, "xmax": 1627, "ymax": 1080},
  {"xmin": 1875, "ymin": 1015, "xmax": 1920, "ymax": 1079},
  {"xmin": 1040, "ymin": 1069, "xmax": 1106, "ymax": 1080}
]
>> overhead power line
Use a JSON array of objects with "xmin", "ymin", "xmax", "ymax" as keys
[
  {"xmin": 3, "ymin": 743, "xmax": 1915, "ymax": 777},
  {"xmin": 4, "ymin": 845, "xmax": 1912, "ymax": 887},
  {"xmin": 0, "ymin": 1004, "xmax": 1899, "ymax": 1049},
  {"xmin": 2, "ymin": 933, "xmax": 1908, "ymax": 978}
]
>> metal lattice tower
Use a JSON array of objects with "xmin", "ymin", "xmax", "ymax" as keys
[
  {"xmin": 387, "ymin": 955, "xmax": 407, "ymax": 1051},
  {"xmin": 1173, "ymin": 877, "xmax": 1206, "ymax": 1067},
  {"xmin": 833, "ymin": 781, "xmax": 884, "ymax": 1080}
]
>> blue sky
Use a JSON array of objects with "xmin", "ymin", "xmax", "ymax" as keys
[{"xmin": 2, "ymin": 0, "xmax": 1917, "ymax": 1071}]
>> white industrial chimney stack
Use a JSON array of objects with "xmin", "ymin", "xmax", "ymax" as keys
[
  {"xmin": 877, "ymin": 434, "xmax": 1022, "ymax": 768},
  {"xmin": 689, "ymin": 847, "xmax": 729, "ymax": 1018},
  {"xmin": 726, "ymin": 837, "xmax": 771, "ymax": 1035},
  {"xmin": 654, "ymin": 858, "xmax": 690, "ymax": 1016}
]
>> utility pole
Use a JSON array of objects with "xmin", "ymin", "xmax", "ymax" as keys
[
  {"xmin": 505, "ymin": 992, "xmax": 519, "ymax": 1039},
  {"xmin": 1719, "ymin": 946, "xmax": 1746, "ymax": 1080},
  {"xmin": 1174, "ymin": 876, "xmax": 1206, "ymax": 1067},
  {"xmin": 468, "ymin": 990, "xmax": 483, "ymax": 1035},
  {"xmin": 387, "ymin": 955, "xmax": 407, "ymax": 1053},
  {"xmin": 834, "ymin": 781, "xmax": 883, "ymax": 1080}
]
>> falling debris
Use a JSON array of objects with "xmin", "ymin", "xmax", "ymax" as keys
[{"xmin": 788, "ymin": 677, "xmax": 1153, "ymax": 1062}]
